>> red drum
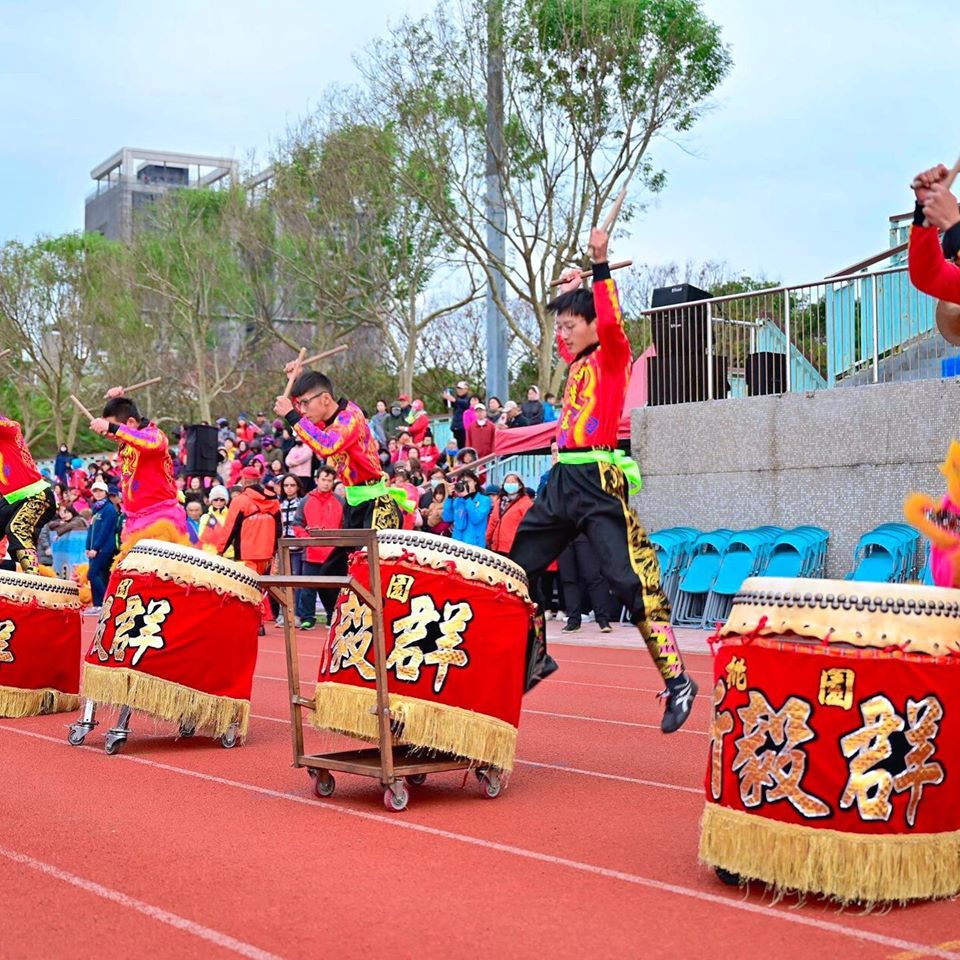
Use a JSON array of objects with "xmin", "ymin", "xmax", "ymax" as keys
[
  {"xmin": 701, "ymin": 577, "xmax": 960, "ymax": 904},
  {"xmin": 81, "ymin": 540, "xmax": 262, "ymax": 738},
  {"xmin": 313, "ymin": 530, "xmax": 534, "ymax": 771},
  {"xmin": 0, "ymin": 571, "xmax": 81, "ymax": 716}
]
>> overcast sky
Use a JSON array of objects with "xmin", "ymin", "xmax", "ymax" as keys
[{"xmin": 1, "ymin": 1, "xmax": 956, "ymax": 285}]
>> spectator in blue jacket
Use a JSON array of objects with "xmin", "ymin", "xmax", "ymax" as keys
[
  {"xmin": 442, "ymin": 469, "xmax": 491, "ymax": 548},
  {"xmin": 85, "ymin": 479, "xmax": 118, "ymax": 613}
]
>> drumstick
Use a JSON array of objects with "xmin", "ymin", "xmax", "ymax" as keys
[
  {"xmin": 302, "ymin": 344, "xmax": 349, "ymax": 366},
  {"xmin": 548, "ymin": 259, "xmax": 633, "ymax": 288},
  {"xmin": 123, "ymin": 377, "xmax": 162, "ymax": 393},
  {"xmin": 600, "ymin": 187, "xmax": 628, "ymax": 236},
  {"xmin": 911, "ymin": 155, "xmax": 960, "ymax": 191},
  {"xmin": 283, "ymin": 348, "xmax": 307, "ymax": 398},
  {"xmin": 69, "ymin": 394, "xmax": 96, "ymax": 421}
]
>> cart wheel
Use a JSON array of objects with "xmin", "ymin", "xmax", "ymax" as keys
[
  {"xmin": 714, "ymin": 866, "xmax": 742, "ymax": 887},
  {"xmin": 104, "ymin": 734, "xmax": 125, "ymax": 756},
  {"xmin": 384, "ymin": 783, "xmax": 409, "ymax": 812},
  {"xmin": 219, "ymin": 726, "xmax": 239, "ymax": 749},
  {"xmin": 67, "ymin": 725, "xmax": 87, "ymax": 747},
  {"xmin": 178, "ymin": 722, "xmax": 197, "ymax": 739},
  {"xmin": 407, "ymin": 773, "xmax": 427, "ymax": 786},
  {"xmin": 476, "ymin": 768, "xmax": 502, "ymax": 799},
  {"xmin": 313, "ymin": 771, "xmax": 336, "ymax": 798}
]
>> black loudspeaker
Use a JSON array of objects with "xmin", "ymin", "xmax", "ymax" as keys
[
  {"xmin": 650, "ymin": 284, "xmax": 712, "ymax": 358},
  {"xmin": 185, "ymin": 424, "xmax": 220, "ymax": 475},
  {"xmin": 647, "ymin": 355, "xmax": 729, "ymax": 406},
  {"xmin": 745, "ymin": 351, "xmax": 787, "ymax": 396}
]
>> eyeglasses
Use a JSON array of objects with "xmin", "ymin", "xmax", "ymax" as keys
[{"xmin": 297, "ymin": 393, "xmax": 323, "ymax": 406}]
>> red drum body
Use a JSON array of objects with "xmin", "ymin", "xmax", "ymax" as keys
[
  {"xmin": 700, "ymin": 577, "xmax": 960, "ymax": 904},
  {"xmin": 0, "ymin": 571, "xmax": 81, "ymax": 716},
  {"xmin": 314, "ymin": 530, "xmax": 534, "ymax": 771},
  {"xmin": 81, "ymin": 540, "xmax": 262, "ymax": 737}
]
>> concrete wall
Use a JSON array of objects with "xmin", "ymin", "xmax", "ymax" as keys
[{"xmin": 631, "ymin": 378, "xmax": 960, "ymax": 579}]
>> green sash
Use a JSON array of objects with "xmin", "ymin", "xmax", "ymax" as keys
[
  {"xmin": 557, "ymin": 449, "xmax": 643, "ymax": 494},
  {"xmin": 344, "ymin": 479, "xmax": 416, "ymax": 513}
]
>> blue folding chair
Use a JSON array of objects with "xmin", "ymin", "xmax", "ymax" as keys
[{"xmin": 672, "ymin": 530, "xmax": 732, "ymax": 627}]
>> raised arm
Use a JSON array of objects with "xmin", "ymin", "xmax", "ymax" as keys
[
  {"xmin": 284, "ymin": 407, "xmax": 359, "ymax": 459},
  {"xmin": 590, "ymin": 227, "xmax": 632, "ymax": 372},
  {"xmin": 107, "ymin": 421, "xmax": 167, "ymax": 452}
]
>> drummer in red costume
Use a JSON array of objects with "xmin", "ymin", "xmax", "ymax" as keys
[
  {"xmin": 88, "ymin": 393, "xmax": 187, "ymax": 557},
  {"xmin": 274, "ymin": 369, "xmax": 412, "ymax": 529},
  {"xmin": 510, "ymin": 227, "xmax": 697, "ymax": 731},
  {"xmin": 0, "ymin": 413, "xmax": 56, "ymax": 573},
  {"xmin": 908, "ymin": 163, "xmax": 960, "ymax": 305}
]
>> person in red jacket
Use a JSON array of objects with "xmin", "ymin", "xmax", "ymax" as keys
[
  {"xmin": 465, "ymin": 402, "xmax": 497, "ymax": 459},
  {"xmin": 218, "ymin": 466, "xmax": 282, "ymax": 575},
  {"xmin": 0, "ymin": 413, "xmax": 56, "ymax": 573},
  {"xmin": 908, "ymin": 163, "xmax": 960, "ymax": 342},
  {"xmin": 89, "ymin": 393, "xmax": 187, "ymax": 557},
  {"xmin": 509, "ymin": 227, "xmax": 695, "ymax": 732},
  {"xmin": 406, "ymin": 399, "xmax": 430, "ymax": 445},
  {"xmin": 292, "ymin": 465, "xmax": 346, "ymax": 628},
  {"xmin": 486, "ymin": 473, "xmax": 533, "ymax": 555}
]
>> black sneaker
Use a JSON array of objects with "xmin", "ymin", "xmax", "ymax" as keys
[
  {"xmin": 598, "ymin": 621, "xmax": 612, "ymax": 633},
  {"xmin": 300, "ymin": 618, "xmax": 316, "ymax": 632},
  {"xmin": 561, "ymin": 619, "xmax": 581, "ymax": 633},
  {"xmin": 658, "ymin": 675, "xmax": 699, "ymax": 733}
]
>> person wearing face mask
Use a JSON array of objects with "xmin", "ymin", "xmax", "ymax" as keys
[
  {"xmin": 382, "ymin": 399, "xmax": 408, "ymax": 441},
  {"xmin": 466, "ymin": 402, "xmax": 496, "ymax": 459},
  {"xmin": 54, "ymin": 444, "xmax": 73, "ymax": 487},
  {"xmin": 419, "ymin": 467, "xmax": 448, "ymax": 509},
  {"xmin": 486, "ymin": 473, "xmax": 532, "ymax": 556},
  {"xmin": 441, "ymin": 469, "xmax": 491, "ymax": 548}
]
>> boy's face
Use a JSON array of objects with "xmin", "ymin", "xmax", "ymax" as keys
[
  {"xmin": 316, "ymin": 472, "xmax": 335, "ymax": 493},
  {"xmin": 556, "ymin": 310, "xmax": 598, "ymax": 356}
]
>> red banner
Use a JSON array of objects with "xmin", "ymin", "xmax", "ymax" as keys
[
  {"xmin": 0, "ymin": 599, "xmax": 80, "ymax": 696},
  {"xmin": 83, "ymin": 571, "xmax": 260, "ymax": 702},
  {"xmin": 706, "ymin": 639, "xmax": 960, "ymax": 835}
]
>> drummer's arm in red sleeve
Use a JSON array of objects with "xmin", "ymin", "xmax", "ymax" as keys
[
  {"xmin": 107, "ymin": 422, "xmax": 167, "ymax": 452},
  {"xmin": 592, "ymin": 263, "xmax": 633, "ymax": 371},
  {"xmin": 908, "ymin": 222, "xmax": 960, "ymax": 303},
  {"xmin": 284, "ymin": 409, "xmax": 354, "ymax": 459}
]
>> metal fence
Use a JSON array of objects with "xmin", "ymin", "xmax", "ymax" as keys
[{"xmin": 636, "ymin": 265, "xmax": 959, "ymax": 405}]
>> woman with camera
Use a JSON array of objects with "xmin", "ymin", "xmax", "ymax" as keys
[{"xmin": 441, "ymin": 469, "xmax": 491, "ymax": 548}]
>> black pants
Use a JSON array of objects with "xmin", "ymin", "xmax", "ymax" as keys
[
  {"xmin": 345, "ymin": 494, "xmax": 403, "ymax": 531},
  {"xmin": 0, "ymin": 489, "xmax": 55, "ymax": 574},
  {"xmin": 510, "ymin": 461, "xmax": 670, "ymax": 625},
  {"xmin": 452, "ymin": 427, "xmax": 466, "ymax": 450},
  {"xmin": 559, "ymin": 535, "xmax": 616, "ymax": 625},
  {"xmin": 297, "ymin": 553, "xmax": 349, "ymax": 621}
]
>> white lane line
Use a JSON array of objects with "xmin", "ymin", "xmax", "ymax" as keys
[
  {"xmin": 0, "ymin": 843, "xmax": 285, "ymax": 960},
  {"xmin": 248, "ymin": 713, "xmax": 703, "ymax": 796},
  {"xmin": 1, "ymin": 724, "xmax": 955, "ymax": 960}
]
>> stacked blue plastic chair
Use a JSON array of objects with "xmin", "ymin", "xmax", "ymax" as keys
[
  {"xmin": 847, "ymin": 523, "xmax": 920, "ymax": 583},
  {"xmin": 917, "ymin": 540, "xmax": 935, "ymax": 585},
  {"xmin": 650, "ymin": 527, "xmax": 700, "ymax": 608},
  {"xmin": 702, "ymin": 528, "xmax": 783, "ymax": 626},
  {"xmin": 764, "ymin": 526, "xmax": 830, "ymax": 578},
  {"xmin": 671, "ymin": 529, "xmax": 733, "ymax": 627}
]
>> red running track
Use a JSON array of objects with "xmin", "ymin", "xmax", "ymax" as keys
[{"xmin": 1, "ymin": 623, "xmax": 958, "ymax": 960}]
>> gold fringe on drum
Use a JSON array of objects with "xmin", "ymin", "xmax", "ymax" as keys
[
  {"xmin": 312, "ymin": 682, "xmax": 517, "ymax": 771},
  {"xmin": 699, "ymin": 802, "xmax": 960, "ymax": 905},
  {"xmin": 0, "ymin": 684, "xmax": 79, "ymax": 717},
  {"xmin": 81, "ymin": 664, "xmax": 249, "ymax": 738}
]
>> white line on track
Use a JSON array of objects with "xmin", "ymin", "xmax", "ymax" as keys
[
  {"xmin": 1, "ymin": 724, "xmax": 956, "ymax": 960},
  {"xmin": 247, "ymin": 713, "xmax": 704, "ymax": 796},
  {"xmin": 249, "ymin": 675, "xmax": 709, "ymax": 736},
  {"xmin": 0, "ymin": 843, "xmax": 285, "ymax": 960}
]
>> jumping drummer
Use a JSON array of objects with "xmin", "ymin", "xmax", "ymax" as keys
[
  {"xmin": 274, "ymin": 370, "xmax": 413, "ymax": 530},
  {"xmin": 0, "ymin": 412, "xmax": 56, "ymax": 574},
  {"xmin": 88, "ymin": 392, "xmax": 187, "ymax": 557},
  {"xmin": 908, "ymin": 163, "xmax": 960, "ymax": 307},
  {"xmin": 510, "ymin": 227, "xmax": 698, "ymax": 732}
]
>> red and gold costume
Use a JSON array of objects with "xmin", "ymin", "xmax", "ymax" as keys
[
  {"xmin": 106, "ymin": 419, "xmax": 187, "ymax": 555},
  {"xmin": 284, "ymin": 400, "xmax": 404, "ymax": 529},
  {"xmin": 0, "ymin": 415, "xmax": 55, "ymax": 574},
  {"xmin": 908, "ymin": 220, "xmax": 960, "ymax": 303}
]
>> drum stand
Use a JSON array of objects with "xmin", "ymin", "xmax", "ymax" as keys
[{"xmin": 264, "ymin": 532, "xmax": 498, "ymax": 812}]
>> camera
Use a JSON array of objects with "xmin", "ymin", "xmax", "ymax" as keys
[{"xmin": 454, "ymin": 479, "xmax": 467, "ymax": 494}]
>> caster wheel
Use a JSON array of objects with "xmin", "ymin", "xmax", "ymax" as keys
[
  {"xmin": 407, "ymin": 773, "xmax": 427, "ymax": 786},
  {"xmin": 313, "ymin": 771, "xmax": 335, "ymax": 798},
  {"xmin": 715, "ymin": 866, "xmax": 742, "ymax": 887},
  {"xmin": 104, "ymin": 735, "xmax": 125, "ymax": 756},
  {"xmin": 384, "ymin": 783, "xmax": 409, "ymax": 811},
  {"xmin": 178, "ymin": 722, "xmax": 197, "ymax": 739},
  {"xmin": 476, "ymin": 768, "xmax": 502, "ymax": 799},
  {"xmin": 67, "ymin": 726, "xmax": 87, "ymax": 747},
  {"xmin": 219, "ymin": 728, "xmax": 239, "ymax": 749}
]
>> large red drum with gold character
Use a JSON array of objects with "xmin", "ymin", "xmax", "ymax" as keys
[
  {"xmin": 0, "ymin": 571, "xmax": 81, "ymax": 716},
  {"xmin": 313, "ymin": 530, "xmax": 534, "ymax": 771},
  {"xmin": 700, "ymin": 577, "xmax": 960, "ymax": 904},
  {"xmin": 81, "ymin": 540, "xmax": 262, "ymax": 738}
]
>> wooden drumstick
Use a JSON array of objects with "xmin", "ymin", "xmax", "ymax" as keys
[
  {"xmin": 283, "ymin": 347, "xmax": 307, "ymax": 398},
  {"xmin": 123, "ymin": 376, "xmax": 162, "ymax": 393},
  {"xmin": 69, "ymin": 394, "xmax": 96, "ymax": 421},
  {"xmin": 302, "ymin": 344, "xmax": 349, "ymax": 366},
  {"xmin": 600, "ymin": 186, "xmax": 628, "ymax": 236},
  {"xmin": 548, "ymin": 259, "xmax": 633, "ymax": 288}
]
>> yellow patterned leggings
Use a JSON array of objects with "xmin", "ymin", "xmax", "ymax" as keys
[{"xmin": 0, "ymin": 489, "xmax": 56, "ymax": 574}]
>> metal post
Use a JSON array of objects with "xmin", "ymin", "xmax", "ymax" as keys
[
  {"xmin": 871, "ymin": 274, "xmax": 880, "ymax": 383},
  {"xmin": 783, "ymin": 290, "xmax": 792, "ymax": 393},
  {"xmin": 705, "ymin": 302, "xmax": 714, "ymax": 400},
  {"xmin": 485, "ymin": 0, "xmax": 508, "ymax": 402}
]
